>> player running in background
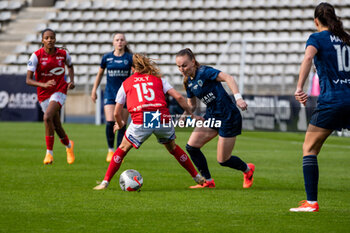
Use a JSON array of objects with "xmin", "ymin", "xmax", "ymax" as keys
[
  {"xmin": 26, "ymin": 28, "xmax": 75, "ymax": 165},
  {"xmin": 93, "ymin": 54, "xmax": 205, "ymax": 190},
  {"xmin": 91, "ymin": 33, "xmax": 132, "ymax": 162},
  {"xmin": 290, "ymin": 2, "xmax": 350, "ymax": 212},
  {"xmin": 175, "ymin": 48, "xmax": 255, "ymax": 189}
]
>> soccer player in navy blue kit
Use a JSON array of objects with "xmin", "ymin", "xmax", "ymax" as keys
[
  {"xmin": 91, "ymin": 33, "xmax": 132, "ymax": 162},
  {"xmin": 290, "ymin": 3, "xmax": 350, "ymax": 212},
  {"xmin": 175, "ymin": 48, "xmax": 255, "ymax": 189}
]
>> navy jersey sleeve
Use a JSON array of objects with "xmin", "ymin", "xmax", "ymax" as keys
[
  {"xmin": 186, "ymin": 85, "xmax": 194, "ymax": 98},
  {"xmin": 100, "ymin": 54, "xmax": 107, "ymax": 69},
  {"xmin": 204, "ymin": 66, "xmax": 221, "ymax": 81},
  {"xmin": 306, "ymin": 33, "xmax": 320, "ymax": 50}
]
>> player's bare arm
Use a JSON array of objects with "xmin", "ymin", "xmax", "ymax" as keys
[
  {"xmin": 295, "ymin": 45, "xmax": 318, "ymax": 106},
  {"xmin": 216, "ymin": 72, "xmax": 247, "ymax": 111}
]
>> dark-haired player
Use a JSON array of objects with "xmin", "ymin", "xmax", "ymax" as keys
[
  {"xmin": 26, "ymin": 28, "xmax": 75, "ymax": 164},
  {"xmin": 290, "ymin": 2, "xmax": 350, "ymax": 212}
]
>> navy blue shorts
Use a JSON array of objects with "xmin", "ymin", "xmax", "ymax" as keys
[
  {"xmin": 309, "ymin": 103, "xmax": 350, "ymax": 131},
  {"xmin": 104, "ymin": 99, "xmax": 127, "ymax": 109},
  {"xmin": 104, "ymin": 98, "xmax": 116, "ymax": 105},
  {"xmin": 205, "ymin": 109, "xmax": 242, "ymax": 138}
]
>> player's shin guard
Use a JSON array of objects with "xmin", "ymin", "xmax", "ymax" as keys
[
  {"xmin": 106, "ymin": 121, "xmax": 115, "ymax": 149},
  {"xmin": 219, "ymin": 155, "xmax": 248, "ymax": 172},
  {"xmin": 104, "ymin": 148, "xmax": 127, "ymax": 182},
  {"xmin": 45, "ymin": 135, "xmax": 54, "ymax": 150},
  {"xmin": 170, "ymin": 145, "xmax": 198, "ymax": 177},
  {"xmin": 186, "ymin": 144, "xmax": 211, "ymax": 180},
  {"xmin": 60, "ymin": 134, "xmax": 70, "ymax": 147},
  {"xmin": 303, "ymin": 155, "xmax": 318, "ymax": 201},
  {"xmin": 116, "ymin": 125, "xmax": 126, "ymax": 148}
]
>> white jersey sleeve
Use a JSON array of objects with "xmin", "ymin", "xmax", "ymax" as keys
[
  {"xmin": 115, "ymin": 85, "xmax": 126, "ymax": 104},
  {"xmin": 162, "ymin": 78, "xmax": 173, "ymax": 94},
  {"xmin": 27, "ymin": 53, "xmax": 38, "ymax": 72},
  {"xmin": 65, "ymin": 51, "xmax": 72, "ymax": 66}
]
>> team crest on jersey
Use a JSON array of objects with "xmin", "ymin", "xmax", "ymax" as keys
[
  {"xmin": 58, "ymin": 60, "xmax": 62, "ymax": 66},
  {"xmin": 124, "ymin": 59, "xmax": 129, "ymax": 65},
  {"xmin": 50, "ymin": 67, "xmax": 65, "ymax": 75},
  {"xmin": 197, "ymin": 80, "xmax": 203, "ymax": 87},
  {"xmin": 143, "ymin": 110, "xmax": 161, "ymax": 128}
]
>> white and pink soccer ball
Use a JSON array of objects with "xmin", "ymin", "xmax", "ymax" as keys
[{"xmin": 119, "ymin": 169, "xmax": 143, "ymax": 192}]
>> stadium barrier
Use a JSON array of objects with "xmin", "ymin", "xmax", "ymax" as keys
[{"xmin": 0, "ymin": 75, "xmax": 42, "ymax": 121}]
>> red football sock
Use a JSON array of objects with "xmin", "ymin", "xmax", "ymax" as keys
[
  {"xmin": 45, "ymin": 135, "xmax": 54, "ymax": 150},
  {"xmin": 170, "ymin": 145, "xmax": 198, "ymax": 178},
  {"xmin": 104, "ymin": 148, "xmax": 127, "ymax": 182},
  {"xmin": 60, "ymin": 135, "xmax": 70, "ymax": 146}
]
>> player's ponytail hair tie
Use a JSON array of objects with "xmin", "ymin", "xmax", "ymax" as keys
[
  {"xmin": 314, "ymin": 2, "xmax": 350, "ymax": 46},
  {"xmin": 132, "ymin": 53, "xmax": 161, "ymax": 78},
  {"xmin": 176, "ymin": 48, "xmax": 200, "ymax": 90}
]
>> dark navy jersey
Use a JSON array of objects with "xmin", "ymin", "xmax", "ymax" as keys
[
  {"xmin": 306, "ymin": 30, "xmax": 350, "ymax": 105},
  {"xmin": 186, "ymin": 65, "xmax": 238, "ymax": 117},
  {"xmin": 100, "ymin": 51, "xmax": 133, "ymax": 100}
]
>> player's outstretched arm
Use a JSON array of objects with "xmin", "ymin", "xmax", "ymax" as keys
[
  {"xmin": 91, "ymin": 68, "xmax": 105, "ymax": 103},
  {"xmin": 295, "ymin": 45, "xmax": 317, "ymax": 106},
  {"xmin": 167, "ymin": 88, "xmax": 203, "ymax": 121},
  {"xmin": 216, "ymin": 72, "xmax": 247, "ymax": 111}
]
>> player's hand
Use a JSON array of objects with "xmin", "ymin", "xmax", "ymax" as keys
[
  {"xmin": 91, "ymin": 91, "xmax": 97, "ymax": 103},
  {"xmin": 68, "ymin": 81, "xmax": 75, "ymax": 90},
  {"xmin": 42, "ymin": 79, "xmax": 56, "ymax": 88},
  {"xmin": 294, "ymin": 88, "xmax": 308, "ymax": 106},
  {"xmin": 236, "ymin": 99, "xmax": 248, "ymax": 111},
  {"xmin": 114, "ymin": 121, "xmax": 125, "ymax": 133}
]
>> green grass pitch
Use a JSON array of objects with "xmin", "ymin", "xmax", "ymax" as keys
[{"xmin": 0, "ymin": 122, "xmax": 349, "ymax": 232}]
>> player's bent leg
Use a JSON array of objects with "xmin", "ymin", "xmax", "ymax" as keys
[
  {"xmin": 217, "ymin": 136, "xmax": 255, "ymax": 188},
  {"xmin": 164, "ymin": 140, "xmax": 205, "ymax": 185},
  {"xmin": 94, "ymin": 138, "xmax": 133, "ymax": 190},
  {"xmin": 303, "ymin": 124, "xmax": 333, "ymax": 156},
  {"xmin": 186, "ymin": 127, "xmax": 217, "ymax": 188},
  {"xmin": 52, "ymin": 111, "xmax": 75, "ymax": 164}
]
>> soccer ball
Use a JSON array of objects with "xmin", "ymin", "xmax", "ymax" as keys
[{"xmin": 119, "ymin": 169, "xmax": 143, "ymax": 192}]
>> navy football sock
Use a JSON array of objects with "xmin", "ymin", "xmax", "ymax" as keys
[
  {"xmin": 303, "ymin": 155, "xmax": 319, "ymax": 201},
  {"xmin": 186, "ymin": 144, "xmax": 211, "ymax": 180},
  {"xmin": 219, "ymin": 155, "xmax": 248, "ymax": 172},
  {"xmin": 116, "ymin": 125, "xmax": 126, "ymax": 148},
  {"xmin": 106, "ymin": 121, "xmax": 115, "ymax": 149}
]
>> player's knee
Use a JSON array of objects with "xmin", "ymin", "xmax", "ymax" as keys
[
  {"xmin": 186, "ymin": 144, "xmax": 199, "ymax": 154},
  {"xmin": 43, "ymin": 113, "xmax": 53, "ymax": 123},
  {"xmin": 302, "ymin": 143, "xmax": 319, "ymax": 156}
]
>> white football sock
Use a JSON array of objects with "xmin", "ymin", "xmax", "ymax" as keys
[
  {"xmin": 307, "ymin": 201, "xmax": 317, "ymax": 204},
  {"xmin": 47, "ymin": 150, "xmax": 53, "ymax": 155}
]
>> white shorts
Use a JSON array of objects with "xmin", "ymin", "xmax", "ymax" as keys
[
  {"xmin": 125, "ymin": 122, "xmax": 176, "ymax": 149},
  {"xmin": 40, "ymin": 92, "xmax": 66, "ymax": 113}
]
